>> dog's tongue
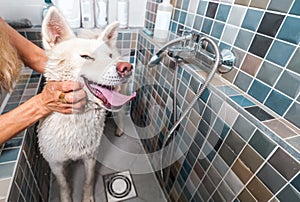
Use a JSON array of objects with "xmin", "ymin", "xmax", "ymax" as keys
[{"xmin": 91, "ymin": 84, "xmax": 136, "ymax": 107}]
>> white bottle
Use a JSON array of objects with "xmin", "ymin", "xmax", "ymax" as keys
[
  {"xmin": 80, "ymin": 0, "xmax": 95, "ymax": 28},
  {"xmin": 117, "ymin": 0, "xmax": 129, "ymax": 29},
  {"xmin": 52, "ymin": 0, "xmax": 81, "ymax": 28},
  {"xmin": 95, "ymin": 0, "xmax": 108, "ymax": 28},
  {"xmin": 154, "ymin": 0, "xmax": 173, "ymax": 42}
]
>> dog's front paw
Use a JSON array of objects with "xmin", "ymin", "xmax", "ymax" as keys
[
  {"xmin": 82, "ymin": 196, "xmax": 94, "ymax": 202},
  {"xmin": 82, "ymin": 186, "xmax": 94, "ymax": 202},
  {"xmin": 115, "ymin": 128, "xmax": 124, "ymax": 136},
  {"xmin": 60, "ymin": 192, "xmax": 72, "ymax": 202}
]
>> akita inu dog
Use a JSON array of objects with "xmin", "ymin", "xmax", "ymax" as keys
[{"xmin": 38, "ymin": 7, "xmax": 135, "ymax": 202}]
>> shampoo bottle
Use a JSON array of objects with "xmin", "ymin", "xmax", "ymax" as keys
[
  {"xmin": 153, "ymin": 0, "xmax": 173, "ymax": 42},
  {"xmin": 95, "ymin": 0, "xmax": 108, "ymax": 28},
  {"xmin": 42, "ymin": 0, "xmax": 53, "ymax": 19},
  {"xmin": 80, "ymin": 0, "xmax": 95, "ymax": 28},
  {"xmin": 117, "ymin": 0, "xmax": 129, "ymax": 28},
  {"xmin": 53, "ymin": 0, "xmax": 81, "ymax": 28}
]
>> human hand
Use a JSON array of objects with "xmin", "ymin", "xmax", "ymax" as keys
[{"xmin": 38, "ymin": 81, "xmax": 87, "ymax": 114}]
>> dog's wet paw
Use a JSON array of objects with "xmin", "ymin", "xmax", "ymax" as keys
[
  {"xmin": 82, "ymin": 196, "xmax": 94, "ymax": 202},
  {"xmin": 115, "ymin": 128, "xmax": 124, "ymax": 136}
]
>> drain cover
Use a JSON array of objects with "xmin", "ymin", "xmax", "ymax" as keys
[{"xmin": 104, "ymin": 170, "xmax": 137, "ymax": 202}]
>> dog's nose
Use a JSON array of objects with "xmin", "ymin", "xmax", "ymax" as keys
[{"xmin": 116, "ymin": 62, "xmax": 133, "ymax": 77}]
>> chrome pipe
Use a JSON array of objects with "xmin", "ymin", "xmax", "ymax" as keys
[
  {"xmin": 148, "ymin": 34, "xmax": 193, "ymax": 67},
  {"xmin": 160, "ymin": 36, "xmax": 221, "ymax": 180}
]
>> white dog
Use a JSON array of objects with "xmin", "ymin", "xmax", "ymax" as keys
[{"xmin": 37, "ymin": 7, "xmax": 135, "ymax": 202}]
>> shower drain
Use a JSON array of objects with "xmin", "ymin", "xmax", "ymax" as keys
[{"xmin": 103, "ymin": 170, "xmax": 137, "ymax": 201}]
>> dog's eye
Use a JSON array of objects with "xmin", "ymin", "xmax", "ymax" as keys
[
  {"xmin": 80, "ymin": 55, "xmax": 95, "ymax": 61},
  {"xmin": 109, "ymin": 53, "xmax": 113, "ymax": 58}
]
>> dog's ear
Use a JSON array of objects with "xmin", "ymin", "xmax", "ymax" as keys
[
  {"xmin": 42, "ymin": 7, "xmax": 75, "ymax": 50},
  {"xmin": 98, "ymin": 21, "xmax": 119, "ymax": 48}
]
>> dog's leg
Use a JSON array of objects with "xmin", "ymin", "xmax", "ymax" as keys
[
  {"xmin": 115, "ymin": 111, "xmax": 124, "ymax": 136},
  {"xmin": 82, "ymin": 157, "xmax": 96, "ymax": 202},
  {"xmin": 115, "ymin": 127, "xmax": 124, "ymax": 136},
  {"xmin": 50, "ymin": 162, "xmax": 72, "ymax": 202}
]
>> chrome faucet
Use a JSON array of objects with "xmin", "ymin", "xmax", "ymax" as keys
[
  {"xmin": 147, "ymin": 34, "xmax": 194, "ymax": 67},
  {"xmin": 148, "ymin": 32, "xmax": 235, "ymax": 74}
]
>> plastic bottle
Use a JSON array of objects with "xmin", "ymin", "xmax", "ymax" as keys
[
  {"xmin": 153, "ymin": 0, "xmax": 173, "ymax": 42},
  {"xmin": 117, "ymin": 0, "xmax": 129, "ymax": 29},
  {"xmin": 42, "ymin": 0, "xmax": 53, "ymax": 19},
  {"xmin": 95, "ymin": 0, "xmax": 108, "ymax": 28},
  {"xmin": 80, "ymin": 0, "xmax": 95, "ymax": 28},
  {"xmin": 53, "ymin": 0, "xmax": 81, "ymax": 28}
]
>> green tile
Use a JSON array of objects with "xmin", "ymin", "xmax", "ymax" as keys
[
  {"xmin": 249, "ymin": 130, "xmax": 276, "ymax": 159},
  {"xmin": 277, "ymin": 185, "xmax": 300, "ymax": 202}
]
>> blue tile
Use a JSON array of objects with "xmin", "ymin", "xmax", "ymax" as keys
[
  {"xmin": 197, "ymin": 1, "xmax": 208, "ymax": 16},
  {"xmin": 200, "ymin": 88, "xmax": 210, "ymax": 103},
  {"xmin": 0, "ymin": 148, "xmax": 20, "ymax": 163},
  {"xmin": 193, "ymin": 15, "xmax": 203, "ymax": 31},
  {"xmin": 179, "ymin": 11, "xmax": 187, "ymax": 24},
  {"xmin": 182, "ymin": 0, "xmax": 190, "ymax": 10},
  {"xmin": 266, "ymin": 40, "xmax": 296, "ymax": 67},
  {"xmin": 174, "ymin": 9, "xmax": 180, "ymax": 22},
  {"xmin": 234, "ymin": 71, "xmax": 253, "ymax": 92},
  {"xmin": 0, "ymin": 162, "xmax": 16, "ymax": 179},
  {"xmin": 217, "ymin": 86, "xmax": 240, "ymax": 96},
  {"xmin": 183, "ymin": 70, "xmax": 191, "ymax": 84},
  {"xmin": 211, "ymin": 21, "xmax": 225, "ymax": 39},
  {"xmin": 202, "ymin": 18, "xmax": 213, "ymax": 34},
  {"xmin": 4, "ymin": 138, "xmax": 23, "ymax": 148},
  {"xmin": 265, "ymin": 90, "xmax": 293, "ymax": 116},
  {"xmin": 171, "ymin": 22, "xmax": 178, "ymax": 33},
  {"xmin": 234, "ymin": 29, "xmax": 254, "ymax": 51},
  {"xmin": 213, "ymin": 118, "xmax": 230, "ymax": 139},
  {"xmin": 241, "ymin": 9, "xmax": 264, "ymax": 31},
  {"xmin": 290, "ymin": 0, "xmax": 300, "ymax": 15},
  {"xmin": 216, "ymin": 4, "xmax": 231, "ymax": 22},
  {"xmin": 292, "ymin": 174, "xmax": 300, "ymax": 193},
  {"xmin": 230, "ymin": 95, "xmax": 256, "ymax": 107},
  {"xmin": 277, "ymin": 16, "xmax": 300, "ymax": 44},
  {"xmin": 183, "ymin": 159, "xmax": 192, "ymax": 174},
  {"xmin": 248, "ymin": 80, "xmax": 271, "ymax": 103}
]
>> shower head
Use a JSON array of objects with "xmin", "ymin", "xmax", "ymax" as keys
[
  {"xmin": 148, "ymin": 50, "xmax": 165, "ymax": 67},
  {"xmin": 147, "ymin": 34, "xmax": 193, "ymax": 68}
]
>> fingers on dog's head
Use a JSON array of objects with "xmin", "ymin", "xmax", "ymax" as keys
[{"xmin": 59, "ymin": 81, "xmax": 83, "ymax": 92}]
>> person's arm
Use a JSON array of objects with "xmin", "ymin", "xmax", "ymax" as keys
[
  {"xmin": 0, "ymin": 95, "xmax": 48, "ymax": 143},
  {"xmin": 0, "ymin": 17, "xmax": 47, "ymax": 73},
  {"xmin": 0, "ymin": 81, "xmax": 86, "ymax": 145}
]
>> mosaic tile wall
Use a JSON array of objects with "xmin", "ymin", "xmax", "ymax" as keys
[
  {"xmin": 144, "ymin": 0, "xmax": 300, "ymax": 150},
  {"xmin": 132, "ymin": 0, "xmax": 300, "ymax": 200},
  {"xmin": 132, "ymin": 30, "xmax": 300, "ymax": 201},
  {"xmin": 0, "ymin": 67, "xmax": 51, "ymax": 202}
]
